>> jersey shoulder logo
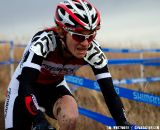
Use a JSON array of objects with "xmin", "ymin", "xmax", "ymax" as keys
[
  {"xmin": 30, "ymin": 31, "xmax": 57, "ymax": 57},
  {"xmin": 84, "ymin": 40, "xmax": 108, "ymax": 68}
]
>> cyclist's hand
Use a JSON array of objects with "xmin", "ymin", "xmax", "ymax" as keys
[{"xmin": 32, "ymin": 111, "xmax": 56, "ymax": 130}]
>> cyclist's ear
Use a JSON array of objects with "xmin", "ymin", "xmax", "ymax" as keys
[{"xmin": 56, "ymin": 26, "xmax": 66, "ymax": 38}]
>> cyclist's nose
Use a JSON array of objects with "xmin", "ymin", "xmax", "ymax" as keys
[{"xmin": 80, "ymin": 39, "xmax": 90, "ymax": 47}]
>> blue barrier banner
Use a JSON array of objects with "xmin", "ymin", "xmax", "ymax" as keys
[
  {"xmin": 78, "ymin": 107, "xmax": 116, "ymax": 127},
  {"xmin": 143, "ymin": 62, "xmax": 160, "ymax": 66},
  {"xmin": 114, "ymin": 86, "xmax": 160, "ymax": 107},
  {"xmin": 79, "ymin": 107, "xmax": 147, "ymax": 130},
  {"xmin": 65, "ymin": 76, "xmax": 160, "ymax": 106}
]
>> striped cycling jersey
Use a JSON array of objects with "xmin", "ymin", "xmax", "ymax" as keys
[
  {"xmin": 7, "ymin": 28, "xmax": 128, "ymax": 125},
  {"xmin": 17, "ymin": 28, "xmax": 110, "ymax": 84}
]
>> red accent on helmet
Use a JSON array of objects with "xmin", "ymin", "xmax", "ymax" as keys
[
  {"xmin": 55, "ymin": 0, "xmax": 101, "ymax": 31},
  {"xmin": 58, "ymin": 4, "xmax": 86, "ymax": 26}
]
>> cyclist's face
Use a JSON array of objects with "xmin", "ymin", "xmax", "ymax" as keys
[{"xmin": 66, "ymin": 30, "xmax": 96, "ymax": 59}]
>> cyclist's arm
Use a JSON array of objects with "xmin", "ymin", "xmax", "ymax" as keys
[
  {"xmin": 84, "ymin": 40, "xmax": 128, "ymax": 125},
  {"xmin": 91, "ymin": 64, "xmax": 128, "ymax": 125},
  {"xmin": 17, "ymin": 51, "xmax": 43, "ymax": 115},
  {"xmin": 18, "ymin": 30, "xmax": 56, "ymax": 116}
]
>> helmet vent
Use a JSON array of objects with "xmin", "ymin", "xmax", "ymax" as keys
[
  {"xmin": 75, "ymin": 13, "xmax": 89, "ymax": 25},
  {"xmin": 60, "ymin": 8, "xmax": 65, "ymax": 15},
  {"xmin": 66, "ymin": 4, "xmax": 72, "ymax": 9},
  {"xmin": 75, "ymin": 4, "xmax": 84, "ymax": 10},
  {"xmin": 86, "ymin": 3, "xmax": 92, "ymax": 11},
  {"xmin": 92, "ymin": 13, "xmax": 97, "ymax": 24}
]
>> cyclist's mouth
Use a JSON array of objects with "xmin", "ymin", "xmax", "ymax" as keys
[
  {"xmin": 77, "ymin": 47, "xmax": 87, "ymax": 51},
  {"xmin": 76, "ymin": 47, "xmax": 88, "ymax": 54}
]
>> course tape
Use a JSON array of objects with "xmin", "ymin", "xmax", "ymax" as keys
[
  {"xmin": 1, "ymin": 57, "xmax": 160, "ymax": 67},
  {"xmin": 0, "ymin": 61, "xmax": 11, "ymax": 65},
  {"xmin": 108, "ymin": 58, "xmax": 160, "ymax": 66},
  {"xmin": 3, "ymin": 44, "xmax": 160, "ymax": 66},
  {"xmin": 65, "ymin": 76, "xmax": 160, "ymax": 106},
  {"xmin": 113, "ymin": 77, "xmax": 160, "ymax": 85},
  {"xmin": 0, "ymin": 41, "xmax": 11, "ymax": 44},
  {"xmin": 0, "ymin": 59, "xmax": 14, "ymax": 65},
  {"xmin": 102, "ymin": 48, "xmax": 160, "ymax": 53},
  {"xmin": 14, "ymin": 44, "xmax": 26, "ymax": 48},
  {"xmin": 13, "ymin": 45, "xmax": 158, "ymax": 56},
  {"xmin": 12, "ymin": 44, "xmax": 160, "ymax": 53},
  {"xmin": 13, "ymin": 44, "xmax": 160, "ymax": 53},
  {"xmin": 79, "ymin": 107, "xmax": 146, "ymax": 130}
]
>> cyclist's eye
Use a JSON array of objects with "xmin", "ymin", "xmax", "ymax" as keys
[{"xmin": 72, "ymin": 34, "xmax": 85, "ymax": 42}]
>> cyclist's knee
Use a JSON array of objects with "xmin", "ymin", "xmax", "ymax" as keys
[
  {"xmin": 58, "ymin": 112, "xmax": 78, "ymax": 130},
  {"xmin": 53, "ymin": 95, "xmax": 79, "ymax": 130}
]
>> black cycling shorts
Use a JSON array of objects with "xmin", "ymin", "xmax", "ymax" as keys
[
  {"xmin": 32, "ymin": 82, "xmax": 73, "ymax": 118},
  {"xmin": 5, "ymin": 81, "xmax": 73, "ymax": 130}
]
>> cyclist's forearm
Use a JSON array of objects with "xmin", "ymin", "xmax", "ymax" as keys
[
  {"xmin": 91, "ymin": 65, "xmax": 127, "ymax": 124},
  {"xmin": 17, "ymin": 67, "xmax": 40, "ymax": 115},
  {"xmin": 97, "ymin": 77, "xmax": 127, "ymax": 124}
]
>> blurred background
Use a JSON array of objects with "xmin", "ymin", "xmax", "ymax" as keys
[
  {"xmin": 0, "ymin": 0, "xmax": 160, "ymax": 48},
  {"xmin": 0, "ymin": 0, "xmax": 160, "ymax": 130}
]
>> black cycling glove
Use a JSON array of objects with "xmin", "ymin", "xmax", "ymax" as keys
[{"xmin": 32, "ymin": 110, "xmax": 56, "ymax": 130}]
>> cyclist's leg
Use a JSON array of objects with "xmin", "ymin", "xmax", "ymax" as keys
[
  {"xmin": 53, "ymin": 80, "xmax": 79, "ymax": 130},
  {"xmin": 33, "ymin": 79, "xmax": 78, "ymax": 130},
  {"xmin": 53, "ymin": 95, "xmax": 78, "ymax": 130},
  {"xmin": 5, "ymin": 88, "xmax": 32, "ymax": 130}
]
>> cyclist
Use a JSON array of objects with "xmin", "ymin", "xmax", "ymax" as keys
[{"xmin": 4, "ymin": 0, "xmax": 131, "ymax": 130}]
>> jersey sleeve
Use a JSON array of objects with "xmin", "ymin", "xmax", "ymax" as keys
[
  {"xmin": 30, "ymin": 30, "xmax": 56, "ymax": 58},
  {"xmin": 84, "ymin": 40, "xmax": 108, "ymax": 69}
]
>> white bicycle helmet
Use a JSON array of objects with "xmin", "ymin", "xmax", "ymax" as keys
[{"xmin": 55, "ymin": 0, "xmax": 101, "ymax": 31}]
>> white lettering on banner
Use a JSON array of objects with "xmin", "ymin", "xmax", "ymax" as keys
[
  {"xmin": 114, "ymin": 87, "xmax": 120, "ymax": 95},
  {"xmin": 93, "ymin": 82, "xmax": 99, "ymax": 90},
  {"xmin": 66, "ymin": 76, "xmax": 84, "ymax": 86},
  {"xmin": 133, "ymin": 92, "xmax": 160, "ymax": 105}
]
